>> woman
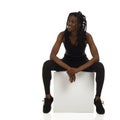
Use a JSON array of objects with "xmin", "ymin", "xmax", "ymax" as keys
[{"xmin": 42, "ymin": 11, "xmax": 105, "ymax": 114}]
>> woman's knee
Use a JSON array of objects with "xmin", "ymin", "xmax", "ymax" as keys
[
  {"xmin": 43, "ymin": 60, "xmax": 55, "ymax": 71},
  {"xmin": 94, "ymin": 62, "xmax": 105, "ymax": 72},
  {"xmin": 43, "ymin": 60, "xmax": 51, "ymax": 69},
  {"xmin": 98, "ymin": 62, "xmax": 104, "ymax": 70}
]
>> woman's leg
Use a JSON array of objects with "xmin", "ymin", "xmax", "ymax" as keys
[
  {"xmin": 42, "ymin": 60, "xmax": 66, "ymax": 113},
  {"xmin": 83, "ymin": 62, "xmax": 105, "ymax": 98},
  {"xmin": 42, "ymin": 60, "xmax": 66, "ymax": 98},
  {"xmin": 83, "ymin": 61, "xmax": 105, "ymax": 114}
]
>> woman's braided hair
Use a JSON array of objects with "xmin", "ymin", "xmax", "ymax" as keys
[{"xmin": 64, "ymin": 11, "xmax": 87, "ymax": 44}]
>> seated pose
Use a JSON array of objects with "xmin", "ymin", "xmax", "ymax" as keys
[{"xmin": 42, "ymin": 11, "xmax": 105, "ymax": 114}]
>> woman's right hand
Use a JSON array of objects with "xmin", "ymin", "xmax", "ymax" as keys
[{"xmin": 67, "ymin": 68, "xmax": 76, "ymax": 82}]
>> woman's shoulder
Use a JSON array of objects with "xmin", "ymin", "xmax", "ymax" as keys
[
  {"xmin": 86, "ymin": 32, "xmax": 94, "ymax": 42},
  {"xmin": 57, "ymin": 31, "xmax": 65, "ymax": 40},
  {"xmin": 58, "ymin": 31, "xmax": 65, "ymax": 37},
  {"xmin": 86, "ymin": 32, "xmax": 93, "ymax": 43},
  {"xmin": 86, "ymin": 32, "xmax": 92, "ymax": 38},
  {"xmin": 55, "ymin": 31, "xmax": 65, "ymax": 43}
]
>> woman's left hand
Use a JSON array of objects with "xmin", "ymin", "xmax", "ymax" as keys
[{"xmin": 67, "ymin": 68, "xmax": 78, "ymax": 82}]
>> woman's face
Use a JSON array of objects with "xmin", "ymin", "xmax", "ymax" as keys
[{"xmin": 67, "ymin": 15, "xmax": 80, "ymax": 32}]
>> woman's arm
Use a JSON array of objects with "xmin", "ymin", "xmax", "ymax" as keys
[
  {"xmin": 50, "ymin": 32, "xmax": 71, "ymax": 70},
  {"xmin": 75, "ymin": 32, "xmax": 100, "ymax": 73}
]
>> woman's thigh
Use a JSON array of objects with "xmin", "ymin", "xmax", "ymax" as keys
[
  {"xmin": 83, "ymin": 62, "xmax": 104, "ymax": 72},
  {"xmin": 43, "ymin": 60, "xmax": 66, "ymax": 72}
]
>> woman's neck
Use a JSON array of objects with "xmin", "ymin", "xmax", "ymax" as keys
[
  {"xmin": 70, "ymin": 31, "xmax": 78, "ymax": 37},
  {"xmin": 69, "ymin": 32, "xmax": 78, "ymax": 46}
]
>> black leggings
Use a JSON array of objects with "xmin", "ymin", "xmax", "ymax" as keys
[{"xmin": 42, "ymin": 59, "xmax": 105, "ymax": 97}]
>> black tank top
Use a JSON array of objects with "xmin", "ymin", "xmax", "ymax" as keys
[
  {"xmin": 62, "ymin": 38, "xmax": 88, "ymax": 63},
  {"xmin": 63, "ymin": 38, "xmax": 87, "ymax": 58}
]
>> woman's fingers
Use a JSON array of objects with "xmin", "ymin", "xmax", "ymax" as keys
[{"xmin": 69, "ymin": 74, "xmax": 76, "ymax": 82}]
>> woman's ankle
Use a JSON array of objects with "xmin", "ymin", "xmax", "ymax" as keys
[
  {"xmin": 46, "ymin": 94, "xmax": 52, "ymax": 99},
  {"xmin": 95, "ymin": 96, "xmax": 100, "ymax": 101}
]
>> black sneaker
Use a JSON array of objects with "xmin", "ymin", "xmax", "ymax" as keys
[
  {"xmin": 94, "ymin": 99, "xmax": 105, "ymax": 114},
  {"xmin": 43, "ymin": 97, "xmax": 53, "ymax": 113}
]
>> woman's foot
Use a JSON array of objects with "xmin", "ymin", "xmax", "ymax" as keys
[
  {"xmin": 94, "ymin": 97, "xmax": 105, "ymax": 114},
  {"xmin": 43, "ymin": 96, "xmax": 53, "ymax": 113}
]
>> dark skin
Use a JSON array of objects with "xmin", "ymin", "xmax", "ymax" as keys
[{"xmin": 47, "ymin": 15, "xmax": 100, "ymax": 101}]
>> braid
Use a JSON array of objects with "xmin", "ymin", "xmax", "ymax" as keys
[
  {"xmin": 77, "ymin": 11, "xmax": 87, "ymax": 44},
  {"xmin": 64, "ymin": 11, "xmax": 87, "ymax": 44},
  {"xmin": 77, "ymin": 11, "xmax": 87, "ymax": 32}
]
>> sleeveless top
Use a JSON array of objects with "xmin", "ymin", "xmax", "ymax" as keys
[{"xmin": 63, "ymin": 38, "xmax": 88, "ymax": 61}]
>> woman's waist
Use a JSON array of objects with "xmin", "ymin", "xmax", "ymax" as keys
[{"xmin": 63, "ymin": 53, "xmax": 88, "ymax": 60}]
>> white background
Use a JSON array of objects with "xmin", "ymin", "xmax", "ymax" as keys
[{"xmin": 0, "ymin": 0, "xmax": 120, "ymax": 120}]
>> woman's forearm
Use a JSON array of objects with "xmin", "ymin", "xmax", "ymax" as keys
[
  {"xmin": 50, "ymin": 56, "xmax": 71, "ymax": 70},
  {"xmin": 76, "ymin": 57, "xmax": 99, "ymax": 73}
]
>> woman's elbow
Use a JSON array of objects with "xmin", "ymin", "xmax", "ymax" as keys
[
  {"xmin": 50, "ymin": 54, "xmax": 56, "ymax": 60},
  {"xmin": 94, "ymin": 56, "xmax": 99, "ymax": 62},
  {"xmin": 50, "ymin": 55, "xmax": 53, "ymax": 60}
]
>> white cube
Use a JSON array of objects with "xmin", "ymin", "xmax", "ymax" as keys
[{"xmin": 53, "ymin": 71, "xmax": 94, "ymax": 113}]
